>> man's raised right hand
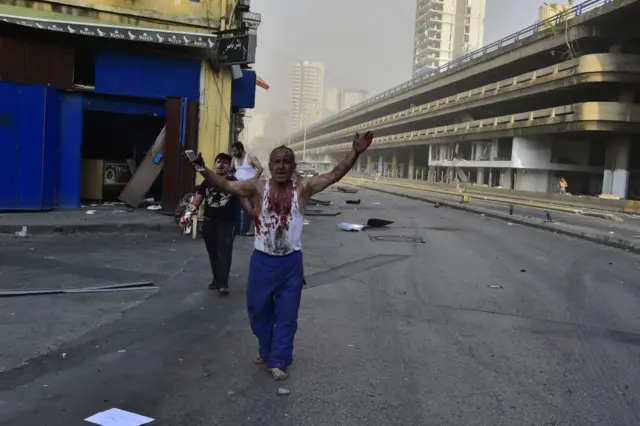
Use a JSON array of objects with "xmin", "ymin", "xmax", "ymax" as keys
[{"xmin": 182, "ymin": 152, "xmax": 206, "ymax": 170}]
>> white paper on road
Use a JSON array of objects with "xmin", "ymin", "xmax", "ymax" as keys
[{"xmin": 85, "ymin": 408, "xmax": 154, "ymax": 425}]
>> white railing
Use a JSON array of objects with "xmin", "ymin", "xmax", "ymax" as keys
[{"xmin": 286, "ymin": 0, "xmax": 616, "ymax": 142}]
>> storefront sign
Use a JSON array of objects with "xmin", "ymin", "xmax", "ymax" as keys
[
  {"xmin": 0, "ymin": 13, "xmax": 217, "ymax": 49},
  {"xmin": 217, "ymin": 33, "xmax": 257, "ymax": 65}
]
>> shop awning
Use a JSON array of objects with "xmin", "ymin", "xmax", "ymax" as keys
[
  {"xmin": 0, "ymin": 4, "xmax": 217, "ymax": 49},
  {"xmin": 256, "ymin": 76, "xmax": 270, "ymax": 90}
]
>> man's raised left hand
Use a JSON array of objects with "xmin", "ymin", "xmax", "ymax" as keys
[{"xmin": 352, "ymin": 131, "xmax": 374, "ymax": 154}]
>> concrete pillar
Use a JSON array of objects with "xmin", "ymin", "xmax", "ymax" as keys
[
  {"xmin": 477, "ymin": 168, "xmax": 485, "ymax": 185},
  {"xmin": 602, "ymin": 138, "xmax": 630, "ymax": 199},
  {"xmin": 366, "ymin": 155, "xmax": 372, "ymax": 174},
  {"xmin": 408, "ymin": 149, "xmax": 415, "ymax": 180},
  {"xmin": 378, "ymin": 155, "xmax": 384, "ymax": 177},
  {"xmin": 501, "ymin": 168, "xmax": 513, "ymax": 189},
  {"xmin": 391, "ymin": 152, "xmax": 397, "ymax": 178}
]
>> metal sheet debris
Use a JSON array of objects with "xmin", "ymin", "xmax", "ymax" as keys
[
  {"xmin": 368, "ymin": 235, "xmax": 425, "ymax": 244},
  {"xmin": 309, "ymin": 198, "xmax": 332, "ymax": 206},
  {"xmin": 0, "ymin": 281, "xmax": 156, "ymax": 298},
  {"xmin": 366, "ymin": 219, "xmax": 393, "ymax": 228},
  {"xmin": 306, "ymin": 211, "xmax": 341, "ymax": 217}
]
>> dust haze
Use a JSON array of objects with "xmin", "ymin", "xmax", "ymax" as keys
[{"xmin": 247, "ymin": 0, "xmax": 552, "ymax": 155}]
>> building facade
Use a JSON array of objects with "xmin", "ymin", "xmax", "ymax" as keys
[
  {"xmin": 0, "ymin": 0, "xmax": 259, "ymax": 211},
  {"xmin": 290, "ymin": 61, "xmax": 324, "ymax": 134},
  {"xmin": 324, "ymin": 87, "xmax": 369, "ymax": 117},
  {"xmin": 413, "ymin": 0, "xmax": 486, "ymax": 76},
  {"xmin": 539, "ymin": 3, "xmax": 571, "ymax": 23}
]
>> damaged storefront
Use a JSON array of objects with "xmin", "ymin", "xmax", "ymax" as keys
[{"xmin": 0, "ymin": 2, "xmax": 259, "ymax": 212}]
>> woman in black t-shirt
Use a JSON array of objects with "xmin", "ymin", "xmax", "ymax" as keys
[{"xmin": 191, "ymin": 153, "xmax": 252, "ymax": 295}]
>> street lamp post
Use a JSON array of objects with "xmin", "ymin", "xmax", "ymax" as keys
[{"xmin": 303, "ymin": 126, "xmax": 307, "ymax": 161}]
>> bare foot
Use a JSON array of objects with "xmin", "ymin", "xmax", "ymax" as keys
[
  {"xmin": 253, "ymin": 355, "xmax": 265, "ymax": 365},
  {"xmin": 269, "ymin": 368, "xmax": 288, "ymax": 381}
]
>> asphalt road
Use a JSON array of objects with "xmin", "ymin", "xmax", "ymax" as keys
[
  {"xmin": 1, "ymin": 188, "xmax": 640, "ymax": 425},
  {"xmin": 349, "ymin": 180, "xmax": 640, "ymax": 245}
]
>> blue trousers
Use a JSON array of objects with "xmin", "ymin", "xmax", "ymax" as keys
[
  {"xmin": 246, "ymin": 250, "xmax": 304, "ymax": 370},
  {"xmin": 236, "ymin": 201, "xmax": 253, "ymax": 235}
]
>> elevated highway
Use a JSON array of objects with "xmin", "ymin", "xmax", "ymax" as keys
[
  {"xmin": 308, "ymin": 102, "xmax": 640, "ymax": 155},
  {"xmin": 288, "ymin": 0, "xmax": 640, "ymax": 200},
  {"xmin": 288, "ymin": 0, "xmax": 640, "ymax": 144},
  {"xmin": 290, "ymin": 54, "xmax": 640, "ymax": 151}
]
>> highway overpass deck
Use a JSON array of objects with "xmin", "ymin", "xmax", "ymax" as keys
[
  {"xmin": 290, "ymin": 53, "xmax": 640, "ymax": 151},
  {"xmin": 297, "ymin": 102, "xmax": 640, "ymax": 155},
  {"xmin": 288, "ymin": 0, "xmax": 640, "ymax": 144}
]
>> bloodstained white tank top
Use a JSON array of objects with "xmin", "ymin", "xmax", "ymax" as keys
[{"xmin": 254, "ymin": 180, "xmax": 304, "ymax": 256}]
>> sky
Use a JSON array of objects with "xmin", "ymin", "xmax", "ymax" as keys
[{"xmin": 250, "ymin": 0, "xmax": 554, "ymax": 116}]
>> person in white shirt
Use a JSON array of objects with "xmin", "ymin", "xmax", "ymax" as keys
[
  {"xmin": 185, "ymin": 131, "xmax": 374, "ymax": 381},
  {"xmin": 230, "ymin": 142, "xmax": 263, "ymax": 235}
]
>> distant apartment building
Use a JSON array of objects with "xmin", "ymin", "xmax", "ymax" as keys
[
  {"xmin": 290, "ymin": 61, "xmax": 324, "ymax": 134},
  {"xmin": 324, "ymin": 87, "xmax": 369, "ymax": 116},
  {"xmin": 413, "ymin": 0, "xmax": 486, "ymax": 76}
]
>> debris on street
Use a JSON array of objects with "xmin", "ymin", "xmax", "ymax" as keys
[
  {"xmin": 338, "ymin": 218, "xmax": 394, "ymax": 232},
  {"xmin": 365, "ymin": 218, "xmax": 393, "ymax": 228},
  {"xmin": 335, "ymin": 186, "xmax": 359, "ymax": 194},
  {"xmin": 306, "ymin": 210, "xmax": 341, "ymax": 217},
  {"xmin": 0, "ymin": 281, "xmax": 157, "ymax": 298},
  {"xmin": 13, "ymin": 226, "xmax": 28, "ymax": 238},
  {"xmin": 309, "ymin": 198, "xmax": 332, "ymax": 206},
  {"xmin": 85, "ymin": 407, "xmax": 154, "ymax": 425},
  {"xmin": 277, "ymin": 388, "xmax": 291, "ymax": 396},
  {"xmin": 338, "ymin": 223, "xmax": 365, "ymax": 232}
]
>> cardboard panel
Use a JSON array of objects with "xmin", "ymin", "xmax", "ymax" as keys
[{"xmin": 118, "ymin": 127, "xmax": 165, "ymax": 208}]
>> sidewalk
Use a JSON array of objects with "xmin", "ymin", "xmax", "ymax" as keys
[
  {"xmin": 346, "ymin": 175, "xmax": 640, "ymax": 217},
  {"xmin": 0, "ymin": 204, "xmax": 176, "ymax": 235},
  {"xmin": 343, "ymin": 180, "xmax": 640, "ymax": 254}
]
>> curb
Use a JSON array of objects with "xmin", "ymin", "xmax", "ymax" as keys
[
  {"xmin": 351, "ymin": 183, "xmax": 640, "ymax": 254},
  {"xmin": 344, "ymin": 178, "xmax": 625, "ymax": 222},
  {"xmin": 0, "ymin": 222, "xmax": 177, "ymax": 235}
]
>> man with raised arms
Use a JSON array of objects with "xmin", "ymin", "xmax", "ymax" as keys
[{"xmin": 184, "ymin": 131, "xmax": 374, "ymax": 381}]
